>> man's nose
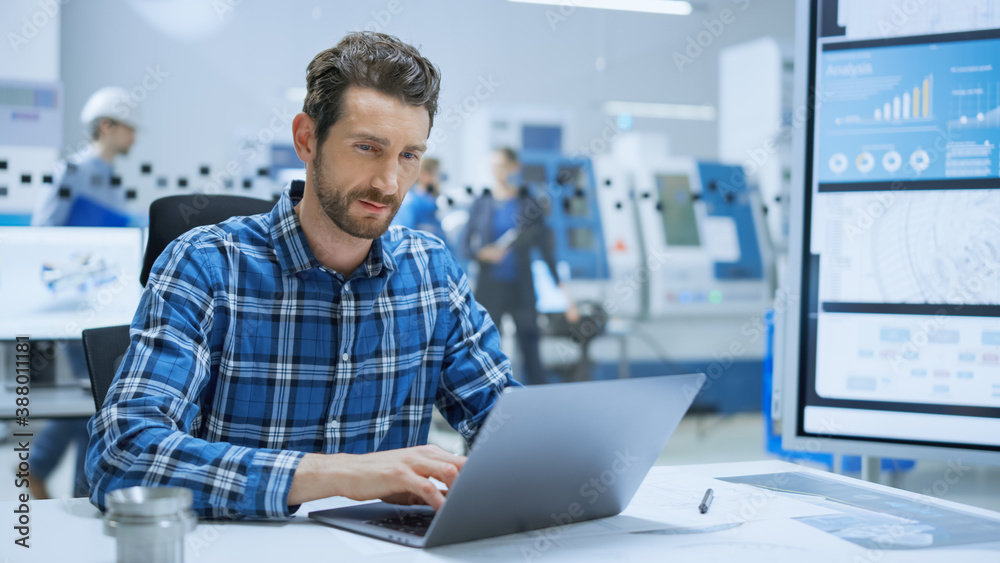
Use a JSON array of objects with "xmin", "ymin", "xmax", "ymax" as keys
[{"xmin": 371, "ymin": 157, "xmax": 399, "ymax": 195}]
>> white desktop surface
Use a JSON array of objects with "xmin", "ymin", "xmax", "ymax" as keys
[
  {"xmin": 0, "ymin": 384, "xmax": 96, "ymax": 419},
  {"xmin": 5, "ymin": 460, "xmax": 1000, "ymax": 562}
]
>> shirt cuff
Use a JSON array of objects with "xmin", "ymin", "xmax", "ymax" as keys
[{"xmin": 238, "ymin": 449, "xmax": 308, "ymax": 519}]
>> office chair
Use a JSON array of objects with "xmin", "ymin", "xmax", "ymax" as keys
[
  {"xmin": 83, "ymin": 194, "xmax": 274, "ymax": 410},
  {"xmin": 140, "ymin": 194, "xmax": 275, "ymax": 286},
  {"xmin": 81, "ymin": 325, "xmax": 132, "ymax": 410}
]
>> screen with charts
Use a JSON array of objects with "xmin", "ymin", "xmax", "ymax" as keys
[
  {"xmin": 0, "ymin": 227, "xmax": 144, "ymax": 340},
  {"xmin": 817, "ymin": 31, "xmax": 1000, "ymax": 189},
  {"xmin": 796, "ymin": 1, "xmax": 1000, "ymax": 455}
]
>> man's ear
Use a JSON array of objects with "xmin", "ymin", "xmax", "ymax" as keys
[
  {"xmin": 292, "ymin": 113, "xmax": 318, "ymax": 164},
  {"xmin": 98, "ymin": 118, "xmax": 116, "ymax": 137}
]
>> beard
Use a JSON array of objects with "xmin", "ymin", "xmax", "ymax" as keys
[{"xmin": 312, "ymin": 152, "xmax": 402, "ymax": 240}]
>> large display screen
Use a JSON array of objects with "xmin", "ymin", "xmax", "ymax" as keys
[
  {"xmin": 795, "ymin": 0, "xmax": 1000, "ymax": 455},
  {"xmin": 0, "ymin": 227, "xmax": 144, "ymax": 339}
]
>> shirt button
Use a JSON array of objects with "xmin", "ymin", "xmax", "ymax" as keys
[{"xmin": 342, "ymin": 353, "xmax": 349, "ymax": 362}]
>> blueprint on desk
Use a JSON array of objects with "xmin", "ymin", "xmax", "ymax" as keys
[{"xmin": 719, "ymin": 472, "xmax": 1000, "ymax": 550}]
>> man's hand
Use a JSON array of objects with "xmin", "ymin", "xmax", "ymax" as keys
[
  {"xmin": 564, "ymin": 301, "xmax": 580, "ymax": 324},
  {"xmin": 476, "ymin": 244, "xmax": 507, "ymax": 264},
  {"xmin": 559, "ymin": 283, "xmax": 580, "ymax": 324},
  {"xmin": 288, "ymin": 445, "xmax": 466, "ymax": 511}
]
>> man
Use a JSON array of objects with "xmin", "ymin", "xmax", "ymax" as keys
[
  {"xmin": 86, "ymin": 32, "xmax": 516, "ymax": 519},
  {"xmin": 29, "ymin": 87, "xmax": 140, "ymax": 500},
  {"xmin": 391, "ymin": 156, "xmax": 445, "ymax": 239},
  {"xmin": 33, "ymin": 86, "xmax": 138, "ymax": 227},
  {"xmin": 462, "ymin": 148, "xmax": 578, "ymax": 385}
]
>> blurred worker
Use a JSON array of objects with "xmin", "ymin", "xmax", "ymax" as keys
[
  {"xmin": 462, "ymin": 147, "xmax": 579, "ymax": 385},
  {"xmin": 392, "ymin": 156, "xmax": 444, "ymax": 238},
  {"xmin": 28, "ymin": 86, "xmax": 140, "ymax": 499},
  {"xmin": 32, "ymin": 86, "xmax": 139, "ymax": 227}
]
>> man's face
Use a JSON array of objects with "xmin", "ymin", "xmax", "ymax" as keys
[
  {"xmin": 417, "ymin": 168, "xmax": 440, "ymax": 192},
  {"xmin": 311, "ymin": 87, "xmax": 429, "ymax": 239},
  {"xmin": 491, "ymin": 151, "xmax": 517, "ymax": 186},
  {"xmin": 101, "ymin": 119, "xmax": 136, "ymax": 156}
]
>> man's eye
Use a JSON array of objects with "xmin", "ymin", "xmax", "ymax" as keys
[
  {"xmin": 359, "ymin": 144, "xmax": 373, "ymax": 151},
  {"xmin": 402, "ymin": 152, "xmax": 416, "ymax": 160}
]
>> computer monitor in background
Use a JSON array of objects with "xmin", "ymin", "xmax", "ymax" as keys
[
  {"xmin": 783, "ymin": 0, "xmax": 1000, "ymax": 465},
  {"xmin": 0, "ymin": 227, "xmax": 144, "ymax": 340}
]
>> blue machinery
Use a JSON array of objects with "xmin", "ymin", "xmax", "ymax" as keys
[
  {"xmin": 697, "ymin": 162, "xmax": 765, "ymax": 281},
  {"xmin": 519, "ymin": 152, "xmax": 609, "ymax": 281},
  {"xmin": 520, "ymin": 145, "xmax": 773, "ymax": 412}
]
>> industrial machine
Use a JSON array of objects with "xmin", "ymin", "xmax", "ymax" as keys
[
  {"xmin": 633, "ymin": 158, "xmax": 771, "ymax": 318},
  {"xmin": 519, "ymin": 131, "xmax": 776, "ymax": 411}
]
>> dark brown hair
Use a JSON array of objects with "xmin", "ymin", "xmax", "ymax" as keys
[
  {"xmin": 496, "ymin": 146, "xmax": 518, "ymax": 164},
  {"xmin": 420, "ymin": 157, "xmax": 440, "ymax": 175},
  {"xmin": 303, "ymin": 32, "xmax": 441, "ymax": 148}
]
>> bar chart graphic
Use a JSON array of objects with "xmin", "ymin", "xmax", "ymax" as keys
[
  {"xmin": 816, "ymin": 33, "xmax": 1000, "ymax": 184},
  {"xmin": 874, "ymin": 74, "xmax": 932, "ymax": 121}
]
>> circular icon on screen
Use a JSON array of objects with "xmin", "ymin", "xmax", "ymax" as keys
[
  {"xmin": 856, "ymin": 152, "xmax": 875, "ymax": 173},
  {"xmin": 910, "ymin": 149, "xmax": 930, "ymax": 172},
  {"xmin": 882, "ymin": 151, "xmax": 902, "ymax": 172},
  {"xmin": 829, "ymin": 153, "xmax": 848, "ymax": 174}
]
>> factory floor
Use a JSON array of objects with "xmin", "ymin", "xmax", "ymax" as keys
[{"xmin": 2, "ymin": 412, "xmax": 998, "ymax": 513}]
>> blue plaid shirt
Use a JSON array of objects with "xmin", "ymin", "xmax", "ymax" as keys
[{"xmin": 86, "ymin": 180, "xmax": 516, "ymax": 519}]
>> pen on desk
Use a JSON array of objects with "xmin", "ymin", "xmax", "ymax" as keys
[{"xmin": 699, "ymin": 488, "xmax": 714, "ymax": 514}]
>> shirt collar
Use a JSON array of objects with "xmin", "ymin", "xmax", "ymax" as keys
[{"xmin": 270, "ymin": 180, "xmax": 396, "ymax": 278}]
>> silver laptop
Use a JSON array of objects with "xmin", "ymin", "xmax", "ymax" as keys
[{"xmin": 308, "ymin": 373, "xmax": 706, "ymax": 548}]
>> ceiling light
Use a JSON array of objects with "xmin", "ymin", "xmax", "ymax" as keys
[
  {"xmin": 508, "ymin": 0, "xmax": 692, "ymax": 16},
  {"xmin": 602, "ymin": 101, "xmax": 716, "ymax": 121}
]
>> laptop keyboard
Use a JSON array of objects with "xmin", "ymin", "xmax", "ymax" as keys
[{"xmin": 365, "ymin": 512, "xmax": 435, "ymax": 537}]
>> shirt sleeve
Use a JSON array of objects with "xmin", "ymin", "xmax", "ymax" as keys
[
  {"xmin": 435, "ymin": 258, "xmax": 521, "ymax": 443},
  {"xmin": 510, "ymin": 196, "xmax": 560, "ymax": 284},
  {"xmin": 413, "ymin": 195, "xmax": 444, "ymax": 239},
  {"xmin": 30, "ymin": 163, "xmax": 73, "ymax": 226},
  {"xmin": 460, "ymin": 197, "xmax": 486, "ymax": 260},
  {"xmin": 85, "ymin": 236, "xmax": 305, "ymax": 519}
]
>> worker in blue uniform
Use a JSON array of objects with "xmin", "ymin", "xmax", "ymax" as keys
[
  {"xmin": 392, "ymin": 156, "xmax": 444, "ymax": 239},
  {"xmin": 28, "ymin": 86, "xmax": 141, "ymax": 499},
  {"xmin": 462, "ymin": 147, "xmax": 578, "ymax": 385}
]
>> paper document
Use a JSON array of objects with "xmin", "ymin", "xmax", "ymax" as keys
[
  {"xmin": 494, "ymin": 228, "xmax": 519, "ymax": 250},
  {"xmin": 622, "ymin": 470, "xmax": 838, "ymax": 528}
]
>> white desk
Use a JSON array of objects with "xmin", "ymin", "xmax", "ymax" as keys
[
  {"xmin": 0, "ymin": 384, "xmax": 96, "ymax": 419},
  {"xmin": 5, "ymin": 460, "xmax": 1000, "ymax": 562}
]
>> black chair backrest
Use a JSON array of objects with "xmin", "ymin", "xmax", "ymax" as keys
[
  {"xmin": 81, "ymin": 324, "xmax": 132, "ymax": 410},
  {"xmin": 140, "ymin": 194, "xmax": 275, "ymax": 286},
  {"xmin": 84, "ymin": 194, "xmax": 273, "ymax": 410}
]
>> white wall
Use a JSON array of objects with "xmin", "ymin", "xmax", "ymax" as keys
[
  {"xmin": 1, "ymin": 0, "xmax": 60, "ymax": 82},
  {"xmin": 0, "ymin": 0, "xmax": 61, "ymax": 219},
  {"xmin": 53, "ymin": 0, "xmax": 795, "ymax": 202}
]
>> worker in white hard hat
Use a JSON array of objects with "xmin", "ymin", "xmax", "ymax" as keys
[
  {"xmin": 31, "ymin": 86, "xmax": 140, "ymax": 227},
  {"xmin": 27, "ymin": 87, "xmax": 141, "ymax": 500}
]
